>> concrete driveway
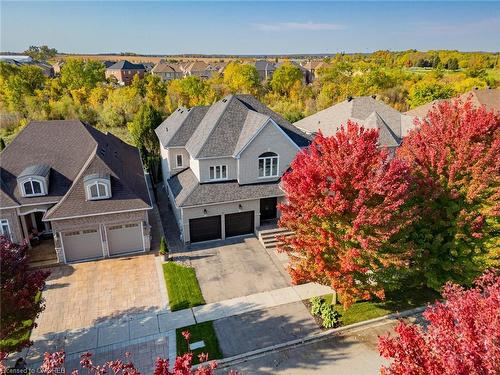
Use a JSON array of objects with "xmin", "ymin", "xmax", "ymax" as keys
[
  {"xmin": 33, "ymin": 254, "xmax": 164, "ymax": 337},
  {"xmin": 188, "ymin": 237, "xmax": 291, "ymax": 303}
]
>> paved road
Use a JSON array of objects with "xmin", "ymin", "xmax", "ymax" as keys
[{"xmin": 217, "ymin": 319, "xmax": 401, "ymax": 375}]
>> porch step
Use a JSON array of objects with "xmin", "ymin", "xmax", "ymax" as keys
[{"xmin": 258, "ymin": 227, "xmax": 294, "ymax": 252}]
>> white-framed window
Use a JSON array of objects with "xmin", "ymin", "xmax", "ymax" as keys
[
  {"xmin": 87, "ymin": 182, "xmax": 109, "ymax": 200},
  {"xmin": 175, "ymin": 154, "xmax": 183, "ymax": 168},
  {"xmin": 209, "ymin": 165, "xmax": 228, "ymax": 181},
  {"xmin": 22, "ymin": 179, "xmax": 44, "ymax": 196},
  {"xmin": 258, "ymin": 152, "xmax": 279, "ymax": 178},
  {"xmin": 0, "ymin": 219, "xmax": 11, "ymax": 239}
]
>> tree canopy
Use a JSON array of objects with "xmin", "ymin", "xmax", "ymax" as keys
[{"xmin": 279, "ymin": 124, "xmax": 415, "ymax": 308}]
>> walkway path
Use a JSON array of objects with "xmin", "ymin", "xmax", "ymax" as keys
[{"xmin": 20, "ymin": 282, "xmax": 332, "ymax": 367}]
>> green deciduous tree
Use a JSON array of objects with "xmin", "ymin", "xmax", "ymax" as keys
[
  {"xmin": 23, "ymin": 45, "xmax": 58, "ymax": 61},
  {"xmin": 128, "ymin": 102, "xmax": 163, "ymax": 159},
  {"xmin": 407, "ymin": 79, "xmax": 455, "ymax": 108},
  {"xmin": 270, "ymin": 62, "xmax": 303, "ymax": 96},
  {"xmin": 223, "ymin": 62, "xmax": 260, "ymax": 95},
  {"xmin": 60, "ymin": 59, "xmax": 106, "ymax": 90}
]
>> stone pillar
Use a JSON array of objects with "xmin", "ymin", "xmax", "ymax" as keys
[{"xmin": 20, "ymin": 215, "xmax": 31, "ymax": 249}]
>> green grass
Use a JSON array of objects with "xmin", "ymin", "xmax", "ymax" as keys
[
  {"xmin": 321, "ymin": 288, "xmax": 440, "ymax": 327},
  {"xmin": 162, "ymin": 262, "xmax": 205, "ymax": 311},
  {"xmin": 176, "ymin": 321, "xmax": 222, "ymax": 365},
  {"xmin": 0, "ymin": 291, "xmax": 41, "ymax": 352}
]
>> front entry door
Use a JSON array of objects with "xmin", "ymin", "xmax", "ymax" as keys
[{"xmin": 260, "ymin": 197, "xmax": 277, "ymax": 223}]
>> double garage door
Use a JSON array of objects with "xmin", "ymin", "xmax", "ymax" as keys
[
  {"xmin": 189, "ymin": 211, "xmax": 254, "ymax": 243},
  {"xmin": 62, "ymin": 222, "xmax": 143, "ymax": 262}
]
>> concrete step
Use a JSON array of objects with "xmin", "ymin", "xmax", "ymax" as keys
[{"xmin": 258, "ymin": 227, "xmax": 294, "ymax": 236}]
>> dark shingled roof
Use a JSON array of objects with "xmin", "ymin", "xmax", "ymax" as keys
[
  {"xmin": 156, "ymin": 94, "xmax": 311, "ymax": 159},
  {"xmin": 0, "ymin": 120, "xmax": 151, "ymax": 218},
  {"xmin": 107, "ymin": 60, "xmax": 145, "ymax": 71},
  {"xmin": 168, "ymin": 168, "xmax": 283, "ymax": 207}
]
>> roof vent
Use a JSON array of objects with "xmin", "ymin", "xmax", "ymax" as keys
[
  {"xmin": 347, "ymin": 96, "xmax": 353, "ymax": 102},
  {"xmin": 473, "ymin": 86, "xmax": 479, "ymax": 90},
  {"xmin": 99, "ymin": 148, "xmax": 106, "ymax": 156},
  {"xmin": 222, "ymin": 98, "xmax": 227, "ymax": 103},
  {"xmin": 371, "ymin": 94, "xmax": 377, "ymax": 99}
]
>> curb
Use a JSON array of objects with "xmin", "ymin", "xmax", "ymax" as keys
[{"xmin": 215, "ymin": 305, "xmax": 426, "ymax": 369}]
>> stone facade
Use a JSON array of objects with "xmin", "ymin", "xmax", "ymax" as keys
[{"xmin": 0, "ymin": 207, "xmax": 23, "ymax": 243}]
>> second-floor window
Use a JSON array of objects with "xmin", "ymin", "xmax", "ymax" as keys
[
  {"xmin": 175, "ymin": 154, "xmax": 183, "ymax": 168},
  {"xmin": 23, "ymin": 180, "xmax": 43, "ymax": 196},
  {"xmin": 258, "ymin": 152, "xmax": 279, "ymax": 178},
  {"xmin": 88, "ymin": 182, "xmax": 109, "ymax": 200},
  {"xmin": 209, "ymin": 165, "xmax": 227, "ymax": 181}
]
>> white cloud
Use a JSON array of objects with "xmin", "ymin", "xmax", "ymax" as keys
[{"xmin": 252, "ymin": 21, "xmax": 346, "ymax": 32}]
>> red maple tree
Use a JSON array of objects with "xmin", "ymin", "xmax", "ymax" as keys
[
  {"xmin": 0, "ymin": 236, "xmax": 50, "ymax": 353},
  {"xmin": 397, "ymin": 99, "xmax": 500, "ymax": 289},
  {"xmin": 279, "ymin": 122, "xmax": 415, "ymax": 307},
  {"xmin": 378, "ymin": 270, "xmax": 500, "ymax": 375}
]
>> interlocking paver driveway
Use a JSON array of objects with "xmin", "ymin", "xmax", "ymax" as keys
[{"xmin": 33, "ymin": 254, "xmax": 163, "ymax": 337}]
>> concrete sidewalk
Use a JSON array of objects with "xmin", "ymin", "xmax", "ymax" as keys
[
  {"xmin": 19, "ymin": 282, "xmax": 331, "ymax": 366},
  {"xmin": 193, "ymin": 283, "xmax": 332, "ymax": 322}
]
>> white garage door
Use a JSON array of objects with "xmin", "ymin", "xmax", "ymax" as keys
[
  {"xmin": 62, "ymin": 228, "xmax": 103, "ymax": 262},
  {"xmin": 107, "ymin": 222, "xmax": 144, "ymax": 256}
]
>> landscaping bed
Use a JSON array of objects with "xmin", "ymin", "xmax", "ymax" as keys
[
  {"xmin": 176, "ymin": 321, "xmax": 222, "ymax": 365},
  {"xmin": 162, "ymin": 262, "xmax": 205, "ymax": 311},
  {"xmin": 0, "ymin": 291, "xmax": 41, "ymax": 352},
  {"xmin": 304, "ymin": 287, "xmax": 439, "ymax": 328}
]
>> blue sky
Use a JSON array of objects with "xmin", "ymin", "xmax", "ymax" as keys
[{"xmin": 1, "ymin": 1, "xmax": 499, "ymax": 54}]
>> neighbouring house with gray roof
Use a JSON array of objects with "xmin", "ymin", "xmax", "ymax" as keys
[
  {"xmin": 105, "ymin": 60, "xmax": 146, "ymax": 85},
  {"xmin": 254, "ymin": 60, "xmax": 276, "ymax": 81},
  {"xmin": 0, "ymin": 120, "xmax": 152, "ymax": 264},
  {"xmin": 151, "ymin": 60, "xmax": 183, "ymax": 81},
  {"xmin": 294, "ymin": 96, "xmax": 416, "ymax": 150},
  {"xmin": 155, "ymin": 94, "xmax": 311, "ymax": 244}
]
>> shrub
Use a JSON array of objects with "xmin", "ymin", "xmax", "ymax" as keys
[
  {"xmin": 309, "ymin": 296, "xmax": 342, "ymax": 328},
  {"xmin": 320, "ymin": 304, "xmax": 342, "ymax": 328},
  {"xmin": 310, "ymin": 296, "xmax": 324, "ymax": 316},
  {"xmin": 159, "ymin": 236, "xmax": 168, "ymax": 256}
]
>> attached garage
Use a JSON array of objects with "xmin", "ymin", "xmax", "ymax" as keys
[
  {"xmin": 62, "ymin": 228, "xmax": 103, "ymax": 262},
  {"xmin": 225, "ymin": 211, "xmax": 255, "ymax": 238},
  {"xmin": 107, "ymin": 222, "xmax": 144, "ymax": 256},
  {"xmin": 189, "ymin": 215, "xmax": 221, "ymax": 243}
]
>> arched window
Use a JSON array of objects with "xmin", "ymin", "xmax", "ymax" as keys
[
  {"xmin": 88, "ymin": 182, "xmax": 109, "ymax": 200},
  {"xmin": 23, "ymin": 180, "xmax": 42, "ymax": 196},
  {"xmin": 258, "ymin": 152, "xmax": 279, "ymax": 178}
]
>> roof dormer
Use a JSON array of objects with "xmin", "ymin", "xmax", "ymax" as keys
[
  {"xmin": 84, "ymin": 173, "xmax": 111, "ymax": 201},
  {"xmin": 17, "ymin": 164, "xmax": 50, "ymax": 197}
]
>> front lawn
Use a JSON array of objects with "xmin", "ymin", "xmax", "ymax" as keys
[
  {"xmin": 162, "ymin": 262, "xmax": 205, "ymax": 311},
  {"xmin": 176, "ymin": 321, "xmax": 222, "ymax": 365},
  {"xmin": 0, "ymin": 291, "xmax": 41, "ymax": 352},
  {"xmin": 314, "ymin": 287, "xmax": 439, "ymax": 327}
]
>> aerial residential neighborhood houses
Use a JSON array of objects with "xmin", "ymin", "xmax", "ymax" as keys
[{"xmin": 0, "ymin": 51, "xmax": 498, "ymax": 373}]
